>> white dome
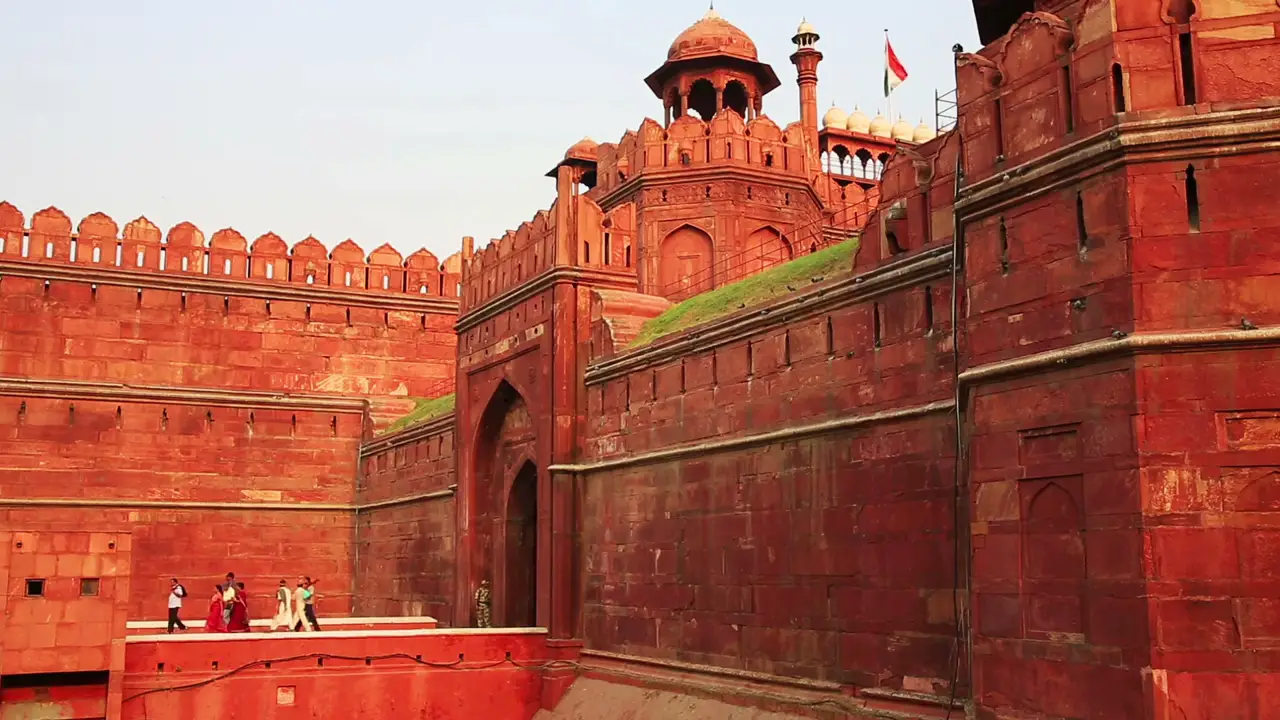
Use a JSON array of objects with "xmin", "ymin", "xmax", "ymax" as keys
[
  {"xmin": 796, "ymin": 20, "xmax": 816, "ymax": 36},
  {"xmin": 912, "ymin": 121, "xmax": 937, "ymax": 143},
  {"xmin": 891, "ymin": 117, "xmax": 914, "ymax": 141},
  {"xmin": 822, "ymin": 105, "xmax": 848, "ymax": 129},
  {"xmin": 868, "ymin": 113, "xmax": 891, "ymax": 137},
  {"xmin": 846, "ymin": 107, "xmax": 870, "ymax": 133}
]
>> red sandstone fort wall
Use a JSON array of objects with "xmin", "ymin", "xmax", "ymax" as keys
[
  {"xmin": 0, "ymin": 395, "xmax": 362, "ymax": 618},
  {"xmin": 956, "ymin": 4, "xmax": 1280, "ymax": 718},
  {"xmin": 355, "ymin": 416, "xmax": 458, "ymax": 622},
  {"xmin": 0, "ymin": 202, "xmax": 461, "ymax": 623},
  {"xmin": 575, "ymin": 135, "xmax": 959, "ymax": 692}
]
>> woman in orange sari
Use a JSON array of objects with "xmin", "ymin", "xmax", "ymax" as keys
[
  {"xmin": 205, "ymin": 585, "xmax": 228, "ymax": 633},
  {"xmin": 227, "ymin": 582, "xmax": 250, "ymax": 632}
]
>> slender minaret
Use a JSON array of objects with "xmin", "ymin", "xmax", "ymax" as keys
[{"xmin": 790, "ymin": 19, "xmax": 823, "ymax": 152}]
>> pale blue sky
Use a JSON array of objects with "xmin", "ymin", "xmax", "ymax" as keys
[{"xmin": 0, "ymin": 1, "xmax": 979, "ymax": 261}]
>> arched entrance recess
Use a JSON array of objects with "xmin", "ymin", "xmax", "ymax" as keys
[
  {"xmin": 472, "ymin": 379, "xmax": 539, "ymax": 627},
  {"xmin": 505, "ymin": 460, "xmax": 538, "ymax": 627},
  {"xmin": 658, "ymin": 224, "xmax": 714, "ymax": 299}
]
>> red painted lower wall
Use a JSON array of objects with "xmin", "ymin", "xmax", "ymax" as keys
[{"xmin": 120, "ymin": 630, "xmax": 576, "ymax": 720}]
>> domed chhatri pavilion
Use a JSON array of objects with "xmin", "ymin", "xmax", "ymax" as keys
[{"xmin": 465, "ymin": 8, "xmax": 938, "ymax": 314}]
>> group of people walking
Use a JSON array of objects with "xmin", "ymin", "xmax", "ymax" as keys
[{"xmin": 166, "ymin": 574, "xmax": 321, "ymax": 633}]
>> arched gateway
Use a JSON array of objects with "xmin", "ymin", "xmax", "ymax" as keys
[{"xmin": 470, "ymin": 380, "xmax": 541, "ymax": 627}]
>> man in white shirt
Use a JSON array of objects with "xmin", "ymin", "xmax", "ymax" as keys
[
  {"xmin": 167, "ymin": 578, "xmax": 187, "ymax": 633},
  {"xmin": 222, "ymin": 572, "xmax": 237, "ymax": 626}
]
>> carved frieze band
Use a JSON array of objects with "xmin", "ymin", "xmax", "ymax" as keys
[
  {"xmin": 548, "ymin": 398, "xmax": 956, "ymax": 474},
  {"xmin": 0, "ymin": 376, "xmax": 369, "ymax": 413},
  {"xmin": 597, "ymin": 164, "xmax": 825, "ymax": 213},
  {"xmin": 0, "ymin": 258, "xmax": 459, "ymax": 314},
  {"xmin": 585, "ymin": 244, "xmax": 953, "ymax": 385}
]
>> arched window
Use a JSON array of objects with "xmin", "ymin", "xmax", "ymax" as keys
[
  {"xmin": 688, "ymin": 78, "xmax": 716, "ymax": 120},
  {"xmin": 723, "ymin": 80, "xmax": 749, "ymax": 117}
]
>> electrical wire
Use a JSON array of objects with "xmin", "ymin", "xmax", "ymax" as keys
[{"xmin": 123, "ymin": 651, "xmax": 920, "ymax": 719}]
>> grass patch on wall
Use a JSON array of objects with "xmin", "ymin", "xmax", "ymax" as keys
[
  {"xmin": 629, "ymin": 237, "xmax": 859, "ymax": 348},
  {"xmin": 382, "ymin": 393, "xmax": 456, "ymax": 435}
]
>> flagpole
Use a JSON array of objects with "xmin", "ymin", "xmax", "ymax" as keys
[{"xmin": 884, "ymin": 29, "xmax": 893, "ymax": 126}]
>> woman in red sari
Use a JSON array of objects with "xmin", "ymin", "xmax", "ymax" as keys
[
  {"xmin": 205, "ymin": 585, "xmax": 228, "ymax": 633},
  {"xmin": 227, "ymin": 582, "xmax": 250, "ymax": 632}
]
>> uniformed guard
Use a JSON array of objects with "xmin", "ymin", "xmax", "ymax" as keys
[{"xmin": 474, "ymin": 579, "xmax": 492, "ymax": 628}]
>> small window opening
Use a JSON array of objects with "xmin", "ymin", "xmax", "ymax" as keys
[
  {"xmin": 1076, "ymin": 190, "xmax": 1088, "ymax": 253},
  {"xmin": 45, "ymin": 242, "xmax": 54, "ymax": 259},
  {"xmin": 624, "ymin": 244, "xmax": 632, "ymax": 267},
  {"xmin": 924, "ymin": 286, "xmax": 934, "ymax": 333},
  {"xmin": 92, "ymin": 246, "xmax": 102, "ymax": 263},
  {"xmin": 382, "ymin": 275, "xmax": 390, "ymax": 290},
  {"xmin": 887, "ymin": 231, "xmax": 904, "ymax": 255},
  {"xmin": 783, "ymin": 330, "xmax": 792, "ymax": 367},
  {"xmin": 826, "ymin": 316, "xmax": 834, "ymax": 357},
  {"xmin": 603, "ymin": 233, "xmax": 612, "ymax": 265},
  {"xmin": 161, "ymin": 409, "xmax": 169, "ymax": 431},
  {"xmin": 1179, "ymin": 33, "xmax": 1197, "ymax": 105},
  {"xmin": 1061, "ymin": 65, "xmax": 1074, "ymax": 133},
  {"xmin": 583, "ymin": 241, "xmax": 590, "ymax": 264},
  {"xmin": 136, "ymin": 250, "xmax": 145, "ymax": 267},
  {"xmin": 345, "ymin": 271, "xmax": 352, "ymax": 287},
  {"xmin": 223, "ymin": 258, "xmax": 232, "ymax": 275},
  {"xmin": 68, "ymin": 403, "xmax": 75, "ymax": 426},
  {"xmin": 747, "ymin": 340, "xmax": 755, "ymax": 377},
  {"xmin": 1112, "ymin": 63, "xmax": 1126, "ymax": 113},
  {"xmin": 873, "ymin": 303, "xmax": 882, "ymax": 348},
  {"xmin": 330, "ymin": 416, "xmax": 338, "ymax": 437},
  {"xmin": 994, "ymin": 97, "xmax": 1005, "ymax": 158},
  {"xmin": 1186, "ymin": 165, "xmax": 1201, "ymax": 232},
  {"xmin": 999, "ymin": 217, "xmax": 1010, "ymax": 274},
  {"xmin": 181, "ymin": 256, "xmax": 189, "ymax": 272},
  {"xmin": 25, "ymin": 579, "xmax": 45, "ymax": 597},
  {"xmin": 290, "ymin": 415, "xmax": 297, "ymax": 438},
  {"xmin": 680, "ymin": 360, "xmax": 686, "ymax": 394},
  {"xmin": 80, "ymin": 578, "xmax": 100, "ymax": 597},
  {"xmin": 265, "ymin": 263, "xmax": 274, "ymax": 279}
]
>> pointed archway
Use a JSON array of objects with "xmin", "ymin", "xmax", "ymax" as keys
[
  {"xmin": 504, "ymin": 460, "xmax": 538, "ymax": 627},
  {"xmin": 470, "ymin": 379, "xmax": 540, "ymax": 627}
]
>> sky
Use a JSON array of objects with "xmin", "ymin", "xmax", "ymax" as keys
[{"xmin": 0, "ymin": 1, "xmax": 979, "ymax": 262}]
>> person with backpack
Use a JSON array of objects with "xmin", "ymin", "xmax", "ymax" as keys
[{"xmin": 167, "ymin": 578, "xmax": 188, "ymax": 633}]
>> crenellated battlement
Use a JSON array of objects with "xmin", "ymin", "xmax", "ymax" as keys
[
  {"xmin": 591, "ymin": 111, "xmax": 810, "ymax": 200},
  {"xmin": 0, "ymin": 202, "xmax": 465, "ymax": 302},
  {"xmin": 460, "ymin": 194, "xmax": 638, "ymax": 315}
]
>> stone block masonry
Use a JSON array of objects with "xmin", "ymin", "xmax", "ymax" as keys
[
  {"xmin": 0, "ymin": 202, "xmax": 461, "ymax": 625},
  {"xmin": 355, "ymin": 414, "xmax": 458, "ymax": 622}
]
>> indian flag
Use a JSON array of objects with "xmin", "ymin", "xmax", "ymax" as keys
[{"xmin": 884, "ymin": 34, "xmax": 908, "ymax": 96}]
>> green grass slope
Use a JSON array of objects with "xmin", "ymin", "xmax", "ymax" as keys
[
  {"xmin": 381, "ymin": 393, "xmax": 456, "ymax": 435},
  {"xmin": 629, "ymin": 238, "xmax": 859, "ymax": 348}
]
